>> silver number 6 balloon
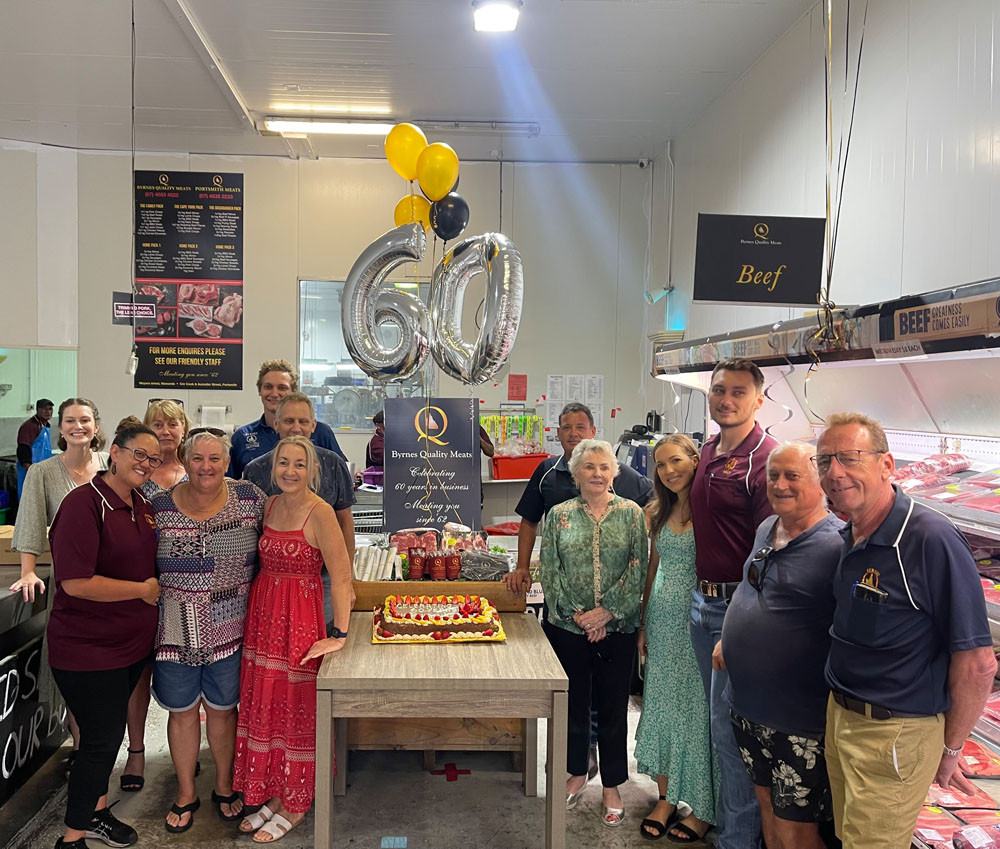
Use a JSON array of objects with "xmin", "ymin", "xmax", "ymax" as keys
[
  {"xmin": 430, "ymin": 233, "xmax": 524, "ymax": 386},
  {"xmin": 341, "ymin": 223, "xmax": 432, "ymax": 381}
]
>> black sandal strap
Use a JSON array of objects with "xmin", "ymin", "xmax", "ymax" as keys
[
  {"xmin": 211, "ymin": 790, "xmax": 240, "ymax": 805},
  {"xmin": 127, "ymin": 747, "xmax": 145, "ymax": 754},
  {"xmin": 170, "ymin": 799, "xmax": 200, "ymax": 815},
  {"xmin": 658, "ymin": 794, "xmax": 667, "ymax": 800}
]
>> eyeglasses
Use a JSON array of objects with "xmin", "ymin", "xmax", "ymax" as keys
[
  {"xmin": 124, "ymin": 446, "xmax": 163, "ymax": 468},
  {"xmin": 747, "ymin": 546, "xmax": 774, "ymax": 592},
  {"xmin": 188, "ymin": 427, "xmax": 226, "ymax": 438},
  {"xmin": 810, "ymin": 449, "xmax": 884, "ymax": 474},
  {"xmin": 147, "ymin": 398, "xmax": 184, "ymax": 408}
]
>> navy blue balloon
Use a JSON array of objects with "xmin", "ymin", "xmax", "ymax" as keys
[{"xmin": 429, "ymin": 192, "xmax": 470, "ymax": 242}]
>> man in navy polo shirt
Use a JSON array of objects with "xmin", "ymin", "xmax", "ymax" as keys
[
  {"xmin": 691, "ymin": 357, "xmax": 777, "ymax": 849},
  {"xmin": 228, "ymin": 358, "xmax": 345, "ymax": 477},
  {"xmin": 816, "ymin": 411, "xmax": 996, "ymax": 849}
]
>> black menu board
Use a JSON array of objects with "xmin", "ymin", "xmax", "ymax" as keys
[{"xmin": 133, "ymin": 171, "xmax": 244, "ymax": 389}]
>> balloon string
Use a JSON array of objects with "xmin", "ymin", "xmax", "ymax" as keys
[{"xmin": 762, "ymin": 322, "xmax": 796, "ymax": 440}]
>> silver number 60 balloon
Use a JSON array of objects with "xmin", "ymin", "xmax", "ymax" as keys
[
  {"xmin": 430, "ymin": 233, "xmax": 523, "ymax": 385},
  {"xmin": 343, "ymin": 224, "xmax": 524, "ymax": 385},
  {"xmin": 341, "ymin": 223, "xmax": 431, "ymax": 380}
]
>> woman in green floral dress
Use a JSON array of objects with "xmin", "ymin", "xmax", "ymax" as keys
[
  {"xmin": 541, "ymin": 439, "xmax": 647, "ymax": 829},
  {"xmin": 634, "ymin": 435, "xmax": 718, "ymax": 842}
]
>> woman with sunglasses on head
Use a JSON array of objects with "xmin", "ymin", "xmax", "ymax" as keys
[
  {"xmin": 149, "ymin": 427, "xmax": 266, "ymax": 835},
  {"xmin": 233, "ymin": 435, "xmax": 352, "ymax": 843},
  {"xmin": 540, "ymin": 439, "xmax": 647, "ymax": 829},
  {"xmin": 634, "ymin": 434, "xmax": 718, "ymax": 843},
  {"xmin": 140, "ymin": 399, "xmax": 190, "ymax": 497},
  {"xmin": 47, "ymin": 417, "xmax": 161, "ymax": 849},
  {"xmin": 719, "ymin": 443, "xmax": 844, "ymax": 849},
  {"xmin": 9, "ymin": 398, "xmax": 110, "ymax": 777}
]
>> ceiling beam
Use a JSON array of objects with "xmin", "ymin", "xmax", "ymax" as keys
[{"xmin": 160, "ymin": 0, "xmax": 256, "ymax": 135}]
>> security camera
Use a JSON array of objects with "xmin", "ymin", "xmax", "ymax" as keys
[{"xmin": 638, "ymin": 158, "xmax": 650, "ymax": 169}]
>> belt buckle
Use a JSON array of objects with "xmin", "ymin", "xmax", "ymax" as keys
[{"xmin": 699, "ymin": 581, "xmax": 717, "ymax": 598}]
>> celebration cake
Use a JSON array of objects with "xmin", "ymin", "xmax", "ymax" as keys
[{"xmin": 372, "ymin": 594, "xmax": 506, "ymax": 643}]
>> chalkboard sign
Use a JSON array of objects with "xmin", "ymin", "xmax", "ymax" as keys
[{"xmin": 383, "ymin": 397, "xmax": 480, "ymax": 531}]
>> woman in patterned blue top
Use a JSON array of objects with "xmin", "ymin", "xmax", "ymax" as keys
[
  {"xmin": 635, "ymin": 434, "xmax": 718, "ymax": 842},
  {"xmin": 541, "ymin": 439, "xmax": 647, "ymax": 829}
]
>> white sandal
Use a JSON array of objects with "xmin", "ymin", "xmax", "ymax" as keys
[
  {"xmin": 252, "ymin": 812, "xmax": 301, "ymax": 843},
  {"xmin": 239, "ymin": 804, "xmax": 275, "ymax": 833}
]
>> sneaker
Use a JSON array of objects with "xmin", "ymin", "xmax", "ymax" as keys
[
  {"xmin": 85, "ymin": 806, "xmax": 138, "ymax": 848},
  {"xmin": 587, "ymin": 745, "xmax": 599, "ymax": 781},
  {"xmin": 54, "ymin": 839, "xmax": 88, "ymax": 849}
]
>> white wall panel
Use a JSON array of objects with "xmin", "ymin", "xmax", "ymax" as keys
[
  {"xmin": 0, "ymin": 145, "xmax": 38, "ymax": 347},
  {"xmin": 36, "ymin": 146, "xmax": 78, "ymax": 347}
]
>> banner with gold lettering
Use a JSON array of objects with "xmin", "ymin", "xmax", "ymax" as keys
[
  {"xmin": 693, "ymin": 213, "xmax": 825, "ymax": 307},
  {"xmin": 132, "ymin": 170, "xmax": 244, "ymax": 389}
]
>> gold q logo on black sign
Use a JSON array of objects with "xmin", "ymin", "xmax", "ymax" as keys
[
  {"xmin": 753, "ymin": 222, "xmax": 769, "ymax": 240},
  {"xmin": 159, "ymin": 174, "xmax": 169, "ymax": 186},
  {"xmin": 212, "ymin": 175, "xmax": 223, "ymax": 187}
]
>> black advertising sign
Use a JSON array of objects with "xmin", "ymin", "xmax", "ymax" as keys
[
  {"xmin": 112, "ymin": 291, "xmax": 157, "ymax": 326},
  {"xmin": 384, "ymin": 397, "xmax": 480, "ymax": 531},
  {"xmin": 693, "ymin": 213, "xmax": 825, "ymax": 307},
  {"xmin": 133, "ymin": 171, "xmax": 244, "ymax": 389}
]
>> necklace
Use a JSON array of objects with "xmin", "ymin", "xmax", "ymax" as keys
[{"xmin": 62, "ymin": 455, "xmax": 93, "ymax": 483}]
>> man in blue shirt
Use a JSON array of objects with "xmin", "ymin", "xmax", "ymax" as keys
[
  {"xmin": 721, "ymin": 442, "xmax": 844, "ymax": 849},
  {"xmin": 243, "ymin": 392, "xmax": 355, "ymax": 628},
  {"xmin": 16, "ymin": 398, "xmax": 53, "ymax": 499},
  {"xmin": 228, "ymin": 359, "xmax": 345, "ymax": 477},
  {"xmin": 816, "ymin": 412, "xmax": 996, "ymax": 849}
]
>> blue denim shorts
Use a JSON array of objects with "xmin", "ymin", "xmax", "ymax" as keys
[{"xmin": 151, "ymin": 650, "xmax": 242, "ymax": 712}]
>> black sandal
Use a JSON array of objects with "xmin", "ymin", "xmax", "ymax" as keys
[
  {"xmin": 120, "ymin": 747, "xmax": 145, "ymax": 792},
  {"xmin": 665, "ymin": 820, "xmax": 708, "ymax": 844},
  {"xmin": 641, "ymin": 795, "xmax": 678, "ymax": 841},
  {"xmin": 211, "ymin": 790, "xmax": 243, "ymax": 821},
  {"xmin": 164, "ymin": 797, "xmax": 200, "ymax": 834}
]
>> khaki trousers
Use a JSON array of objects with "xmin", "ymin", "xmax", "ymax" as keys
[{"xmin": 825, "ymin": 694, "xmax": 943, "ymax": 849}]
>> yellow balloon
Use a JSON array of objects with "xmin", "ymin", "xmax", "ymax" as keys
[
  {"xmin": 384, "ymin": 123, "xmax": 427, "ymax": 182},
  {"xmin": 417, "ymin": 142, "xmax": 460, "ymax": 202},
  {"xmin": 393, "ymin": 194, "xmax": 431, "ymax": 233}
]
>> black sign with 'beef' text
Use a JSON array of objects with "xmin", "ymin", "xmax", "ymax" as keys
[{"xmin": 694, "ymin": 213, "xmax": 825, "ymax": 307}]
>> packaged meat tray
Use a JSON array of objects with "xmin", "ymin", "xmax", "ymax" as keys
[
  {"xmin": 924, "ymin": 454, "xmax": 974, "ymax": 475},
  {"xmin": 389, "ymin": 529, "xmax": 439, "ymax": 554},
  {"xmin": 901, "ymin": 474, "xmax": 958, "ymax": 494},
  {"xmin": 913, "ymin": 483, "xmax": 984, "ymax": 504},
  {"xmin": 916, "ymin": 805, "xmax": 966, "ymax": 847},
  {"xmin": 984, "ymin": 693, "xmax": 1000, "ymax": 724},
  {"xmin": 953, "ymin": 824, "xmax": 1000, "ymax": 848},
  {"xmin": 926, "ymin": 783, "xmax": 1000, "ymax": 810},
  {"xmin": 891, "ymin": 462, "xmax": 935, "ymax": 483},
  {"xmin": 956, "ymin": 811, "xmax": 1000, "ymax": 827},
  {"xmin": 963, "ymin": 741, "xmax": 1000, "ymax": 778},
  {"xmin": 962, "ymin": 491, "xmax": 1000, "ymax": 515},
  {"xmin": 978, "ymin": 560, "xmax": 1000, "ymax": 582},
  {"xmin": 967, "ymin": 470, "xmax": 1000, "ymax": 489}
]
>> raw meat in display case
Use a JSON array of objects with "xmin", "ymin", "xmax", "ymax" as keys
[{"xmin": 915, "ymin": 805, "xmax": 965, "ymax": 847}]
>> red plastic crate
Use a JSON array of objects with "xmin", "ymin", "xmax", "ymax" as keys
[{"xmin": 491, "ymin": 453, "xmax": 550, "ymax": 480}]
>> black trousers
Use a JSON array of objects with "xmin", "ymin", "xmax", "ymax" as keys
[
  {"xmin": 52, "ymin": 657, "xmax": 148, "ymax": 830},
  {"xmin": 544, "ymin": 622, "xmax": 636, "ymax": 787}
]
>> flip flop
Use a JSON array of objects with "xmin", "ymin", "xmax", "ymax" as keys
[
  {"xmin": 641, "ymin": 796, "xmax": 679, "ymax": 840},
  {"xmin": 252, "ymin": 812, "xmax": 301, "ymax": 843},
  {"xmin": 120, "ymin": 747, "xmax": 145, "ymax": 792},
  {"xmin": 211, "ymin": 789, "xmax": 243, "ymax": 821},
  {"xmin": 164, "ymin": 797, "xmax": 200, "ymax": 834},
  {"xmin": 665, "ymin": 821, "xmax": 708, "ymax": 844},
  {"xmin": 240, "ymin": 804, "xmax": 276, "ymax": 834}
]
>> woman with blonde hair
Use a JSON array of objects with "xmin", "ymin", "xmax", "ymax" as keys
[
  {"xmin": 634, "ymin": 434, "xmax": 717, "ymax": 842},
  {"xmin": 234, "ymin": 435, "xmax": 353, "ymax": 843},
  {"xmin": 140, "ymin": 399, "xmax": 189, "ymax": 497}
]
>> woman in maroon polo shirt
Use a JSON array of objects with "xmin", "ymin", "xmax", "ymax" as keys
[{"xmin": 48, "ymin": 418, "xmax": 162, "ymax": 849}]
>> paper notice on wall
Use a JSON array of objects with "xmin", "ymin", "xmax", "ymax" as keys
[
  {"xmin": 592, "ymin": 407, "xmax": 603, "ymax": 429},
  {"xmin": 566, "ymin": 374, "xmax": 585, "ymax": 403},
  {"xmin": 586, "ymin": 374, "xmax": 604, "ymax": 404},
  {"xmin": 547, "ymin": 374, "xmax": 565, "ymax": 400}
]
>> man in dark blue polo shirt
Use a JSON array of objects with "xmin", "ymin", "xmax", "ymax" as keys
[
  {"xmin": 228, "ymin": 358, "xmax": 345, "ymax": 477},
  {"xmin": 816, "ymin": 412, "xmax": 996, "ymax": 849}
]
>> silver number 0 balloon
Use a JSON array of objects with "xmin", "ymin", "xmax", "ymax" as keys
[
  {"xmin": 430, "ymin": 233, "xmax": 524, "ymax": 386},
  {"xmin": 341, "ymin": 223, "xmax": 432, "ymax": 381},
  {"xmin": 343, "ymin": 225, "xmax": 524, "ymax": 384}
]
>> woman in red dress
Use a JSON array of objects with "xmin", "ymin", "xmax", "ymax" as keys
[{"xmin": 233, "ymin": 435, "xmax": 353, "ymax": 843}]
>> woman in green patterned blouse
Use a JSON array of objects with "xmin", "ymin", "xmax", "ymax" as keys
[{"xmin": 541, "ymin": 438, "xmax": 648, "ymax": 829}]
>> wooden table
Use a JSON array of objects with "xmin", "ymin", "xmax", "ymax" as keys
[{"xmin": 315, "ymin": 610, "xmax": 569, "ymax": 849}]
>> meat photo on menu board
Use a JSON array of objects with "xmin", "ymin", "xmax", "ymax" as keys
[{"xmin": 179, "ymin": 284, "xmax": 243, "ymax": 340}]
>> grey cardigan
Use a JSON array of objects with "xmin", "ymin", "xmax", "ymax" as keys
[{"xmin": 11, "ymin": 453, "xmax": 110, "ymax": 556}]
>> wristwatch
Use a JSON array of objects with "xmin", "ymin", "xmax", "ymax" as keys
[
  {"xmin": 943, "ymin": 743, "xmax": 963, "ymax": 757},
  {"xmin": 330, "ymin": 626, "xmax": 348, "ymax": 639}
]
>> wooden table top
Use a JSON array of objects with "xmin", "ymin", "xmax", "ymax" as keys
[{"xmin": 318, "ymin": 611, "xmax": 567, "ymax": 693}]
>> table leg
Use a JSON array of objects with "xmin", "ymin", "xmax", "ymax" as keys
[
  {"xmin": 314, "ymin": 690, "xmax": 335, "ymax": 849},
  {"xmin": 334, "ymin": 717, "xmax": 348, "ymax": 796},
  {"xmin": 523, "ymin": 718, "xmax": 538, "ymax": 797},
  {"xmin": 546, "ymin": 690, "xmax": 567, "ymax": 849}
]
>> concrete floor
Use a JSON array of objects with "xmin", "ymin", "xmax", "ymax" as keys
[{"xmin": 12, "ymin": 697, "xmax": 713, "ymax": 849}]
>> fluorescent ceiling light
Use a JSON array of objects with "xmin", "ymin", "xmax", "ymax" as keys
[
  {"xmin": 263, "ymin": 118, "xmax": 394, "ymax": 136},
  {"xmin": 269, "ymin": 103, "xmax": 392, "ymax": 115},
  {"xmin": 473, "ymin": 0, "xmax": 522, "ymax": 32}
]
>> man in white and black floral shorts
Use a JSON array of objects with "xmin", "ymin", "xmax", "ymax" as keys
[{"xmin": 717, "ymin": 443, "xmax": 845, "ymax": 849}]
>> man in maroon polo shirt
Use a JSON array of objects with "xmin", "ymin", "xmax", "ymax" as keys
[{"xmin": 689, "ymin": 358, "xmax": 777, "ymax": 849}]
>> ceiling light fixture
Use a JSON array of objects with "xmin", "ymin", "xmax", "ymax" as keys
[
  {"xmin": 262, "ymin": 118, "xmax": 540, "ymax": 138},
  {"xmin": 472, "ymin": 0, "xmax": 522, "ymax": 32},
  {"xmin": 263, "ymin": 118, "xmax": 395, "ymax": 136}
]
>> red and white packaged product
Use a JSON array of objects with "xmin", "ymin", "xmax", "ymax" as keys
[
  {"xmin": 916, "ymin": 805, "xmax": 966, "ymax": 846},
  {"xmin": 389, "ymin": 528, "xmax": 439, "ymax": 554},
  {"xmin": 967, "ymin": 470, "xmax": 1000, "ymax": 489},
  {"xmin": 891, "ymin": 462, "xmax": 934, "ymax": 483},
  {"xmin": 900, "ymin": 474, "xmax": 956, "ymax": 494},
  {"xmin": 924, "ymin": 454, "xmax": 974, "ymax": 475},
  {"xmin": 977, "ymin": 560, "xmax": 1000, "ymax": 582},
  {"xmin": 952, "ymin": 824, "xmax": 1000, "ymax": 848},
  {"xmin": 956, "ymin": 811, "xmax": 1000, "ymax": 827},
  {"xmin": 962, "ymin": 491, "xmax": 1000, "ymax": 515},
  {"xmin": 911, "ymin": 482, "xmax": 983, "ymax": 503},
  {"xmin": 961, "ymin": 741, "xmax": 1000, "ymax": 778},
  {"xmin": 926, "ymin": 783, "xmax": 1000, "ymax": 810}
]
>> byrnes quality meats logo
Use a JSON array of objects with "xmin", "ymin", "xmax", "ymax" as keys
[
  {"xmin": 414, "ymin": 406, "xmax": 450, "ymax": 446},
  {"xmin": 737, "ymin": 221, "xmax": 787, "ymax": 293}
]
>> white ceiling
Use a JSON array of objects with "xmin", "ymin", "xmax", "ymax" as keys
[{"xmin": 0, "ymin": 0, "xmax": 815, "ymax": 162}]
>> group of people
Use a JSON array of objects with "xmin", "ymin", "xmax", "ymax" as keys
[
  {"xmin": 9, "ymin": 360, "xmax": 356, "ymax": 849},
  {"xmin": 504, "ymin": 359, "xmax": 997, "ymax": 849}
]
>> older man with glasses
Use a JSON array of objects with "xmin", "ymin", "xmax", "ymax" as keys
[
  {"xmin": 718, "ymin": 442, "xmax": 844, "ymax": 849},
  {"xmin": 815, "ymin": 412, "xmax": 995, "ymax": 849}
]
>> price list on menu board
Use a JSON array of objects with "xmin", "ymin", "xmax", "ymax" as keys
[{"xmin": 132, "ymin": 171, "xmax": 244, "ymax": 389}]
